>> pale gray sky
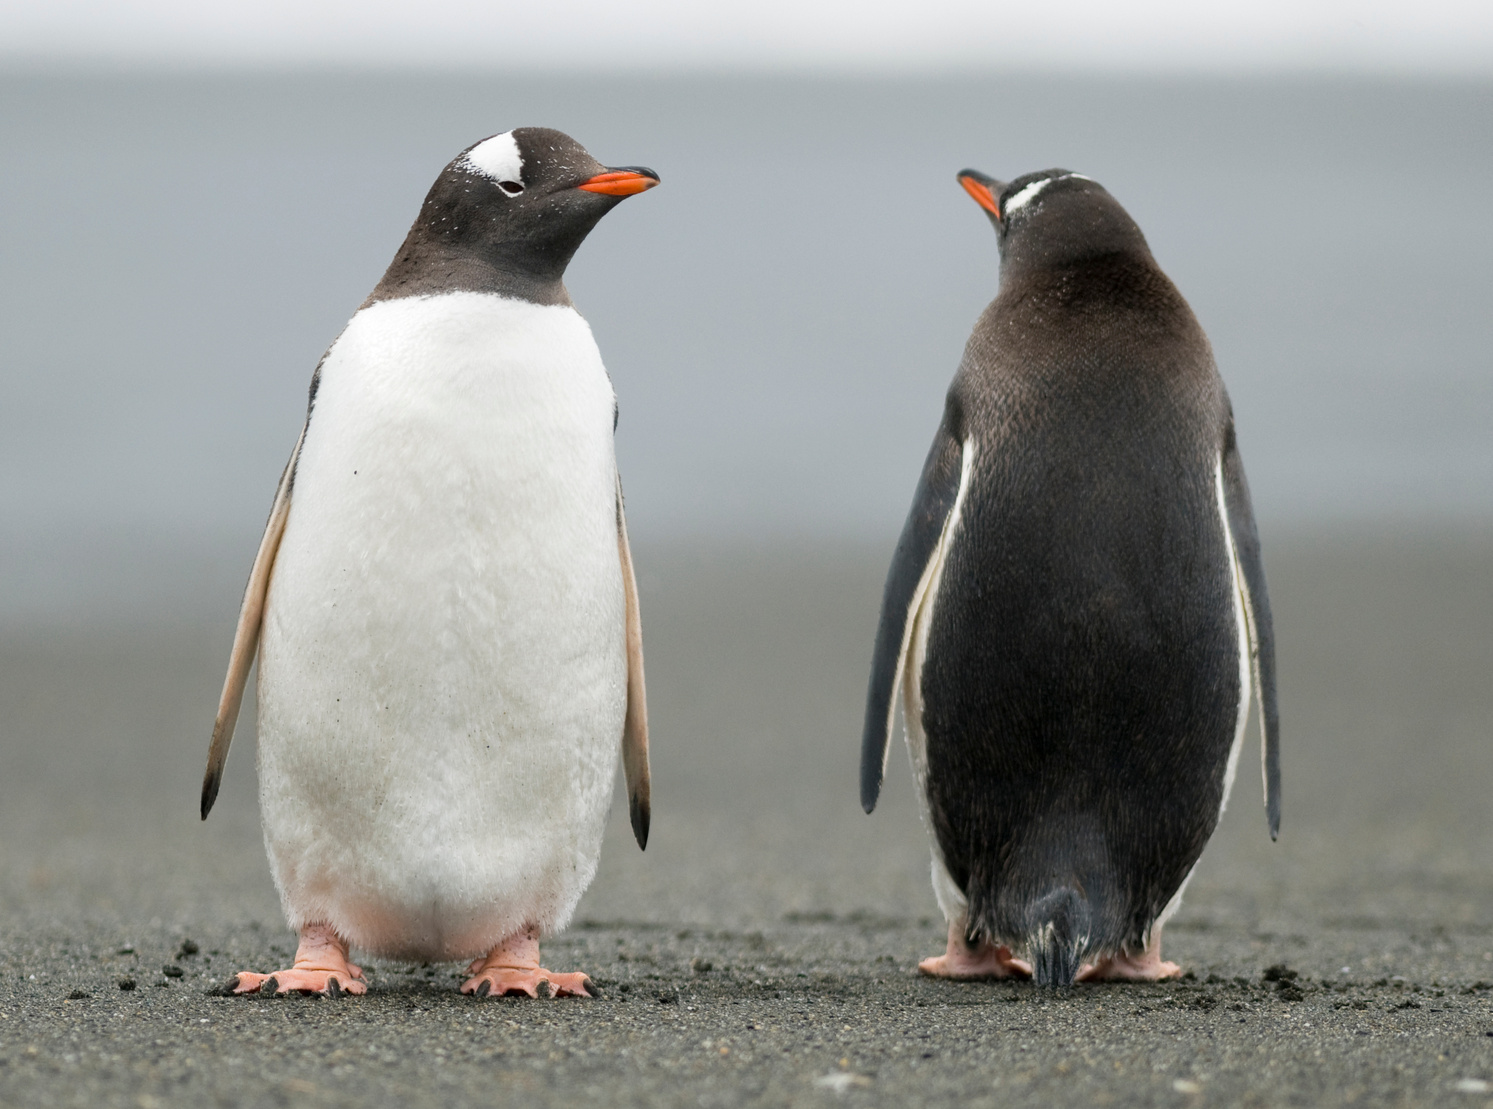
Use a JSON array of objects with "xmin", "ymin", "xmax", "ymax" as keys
[{"xmin": 4, "ymin": 0, "xmax": 1492, "ymax": 71}]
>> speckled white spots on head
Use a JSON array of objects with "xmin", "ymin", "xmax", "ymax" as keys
[{"xmin": 460, "ymin": 132, "xmax": 525, "ymax": 191}]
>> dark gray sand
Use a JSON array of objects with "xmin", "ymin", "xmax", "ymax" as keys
[{"xmin": 2, "ymin": 529, "xmax": 1493, "ymax": 1107}]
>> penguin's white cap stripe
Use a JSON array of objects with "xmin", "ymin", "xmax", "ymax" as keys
[
  {"xmin": 1003, "ymin": 172, "xmax": 1093, "ymax": 215},
  {"xmin": 461, "ymin": 131, "xmax": 525, "ymax": 186}
]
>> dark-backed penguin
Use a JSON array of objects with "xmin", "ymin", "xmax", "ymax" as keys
[
  {"xmin": 860, "ymin": 167, "xmax": 1280, "ymax": 987},
  {"xmin": 200, "ymin": 128, "xmax": 658, "ymax": 998}
]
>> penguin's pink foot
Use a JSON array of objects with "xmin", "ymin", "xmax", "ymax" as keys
[
  {"xmin": 1077, "ymin": 941, "xmax": 1181, "ymax": 982},
  {"xmin": 919, "ymin": 921, "xmax": 1033, "ymax": 980},
  {"xmin": 228, "ymin": 922, "xmax": 366, "ymax": 997},
  {"xmin": 460, "ymin": 928, "xmax": 594, "ymax": 999}
]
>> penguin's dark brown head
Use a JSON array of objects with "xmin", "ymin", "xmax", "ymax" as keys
[
  {"xmin": 370, "ymin": 127, "xmax": 659, "ymax": 306},
  {"xmin": 956, "ymin": 168, "xmax": 1152, "ymax": 279}
]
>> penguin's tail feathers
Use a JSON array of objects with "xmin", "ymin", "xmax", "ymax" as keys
[{"xmin": 1025, "ymin": 887, "xmax": 1092, "ymax": 988}]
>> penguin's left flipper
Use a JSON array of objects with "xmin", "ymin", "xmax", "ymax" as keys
[
  {"xmin": 616, "ymin": 474, "xmax": 651, "ymax": 850},
  {"xmin": 1220, "ymin": 419, "xmax": 1281, "ymax": 840},
  {"xmin": 860, "ymin": 408, "xmax": 966, "ymax": 813},
  {"xmin": 200, "ymin": 424, "xmax": 306, "ymax": 821}
]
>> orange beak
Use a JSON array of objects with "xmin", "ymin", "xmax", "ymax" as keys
[
  {"xmin": 578, "ymin": 170, "xmax": 660, "ymax": 197},
  {"xmin": 959, "ymin": 174, "xmax": 1000, "ymax": 217}
]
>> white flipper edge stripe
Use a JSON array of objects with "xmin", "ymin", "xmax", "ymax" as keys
[
  {"xmin": 200, "ymin": 423, "xmax": 305, "ymax": 820},
  {"xmin": 616, "ymin": 472, "xmax": 651, "ymax": 850},
  {"xmin": 882, "ymin": 438, "xmax": 976, "ymax": 783}
]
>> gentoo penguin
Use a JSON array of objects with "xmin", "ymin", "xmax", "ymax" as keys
[
  {"xmin": 200, "ymin": 128, "xmax": 658, "ymax": 998},
  {"xmin": 860, "ymin": 168, "xmax": 1280, "ymax": 987}
]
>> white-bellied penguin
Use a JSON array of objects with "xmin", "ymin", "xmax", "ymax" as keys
[
  {"xmin": 200, "ymin": 128, "xmax": 658, "ymax": 998},
  {"xmin": 860, "ymin": 167, "xmax": 1280, "ymax": 987}
]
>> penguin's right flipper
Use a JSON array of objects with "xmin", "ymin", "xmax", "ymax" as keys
[
  {"xmin": 616, "ymin": 473, "xmax": 651, "ymax": 850},
  {"xmin": 1220, "ymin": 420, "xmax": 1281, "ymax": 840},
  {"xmin": 200, "ymin": 424, "xmax": 305, "ymax": 820},
  {"xmin": 861, "ymin": 407, "xmax": 967, "ymax": 813}
]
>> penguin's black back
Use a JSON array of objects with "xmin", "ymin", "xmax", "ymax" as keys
[{"xmin": 923, "ymin": 237, "xmax": 1241, "ymax": 966}]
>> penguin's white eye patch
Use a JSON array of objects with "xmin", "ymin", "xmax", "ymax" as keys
[
  {"xmin": 460, "ymin": 131, "xmax": 526, "ymax": 191},
  {"xmin": 1002, "ymin": 177, "xmax": 1055, "ymax": 215},
  {"xmin": 1003, "ymin": 173, "xmax": 1092, "ymax": 217}
]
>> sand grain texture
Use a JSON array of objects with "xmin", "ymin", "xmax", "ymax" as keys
[{"xmin": 1, "ymin": 531, "xmax": 1492, "ymax": 1107}]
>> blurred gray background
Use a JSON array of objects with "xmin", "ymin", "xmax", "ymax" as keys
[
  {"xmin": 0, "ymin": 73, "xmax": 1490, "ymax": 625},
  {"xmin": 1, "ymin": 48, "xmax": 1493, "ymax": 1109}
]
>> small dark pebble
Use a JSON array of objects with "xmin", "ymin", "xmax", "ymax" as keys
[
  {"xmin": 1277, "ymin": 986, "xmax": 1306, "ymax": 1002},
  {"xmin": 657, "ymin": 988, "xmax": 680, "ymax": 1005},
  {"xmin": 178, "ymin": 940, "xmax": 200, "ymax": 959},
  {"xmin": 691, "ymin": 957, "xmax": 713, "ymax": 974},
  {"xmin": 117, "ymin": 978, "xmax": 136, "ymax": 991},
  {"xmin": 66, "ymin": 990, "xmax": 90, "ymax": 1000},
  {"xmin": 116, "ymin": 946, "xmax": 134, "ymax": 956},
  {"xmin": 162, "ymin": 965, "xmax": 184, "ymax": 979},
  {"xmin": 1262, "ymin": 964, "xmax": 1299, "ymax": 983},
  {"xmin": 1395, "ymin": 1000, "xmax": 1422, "ymax": 1010}
]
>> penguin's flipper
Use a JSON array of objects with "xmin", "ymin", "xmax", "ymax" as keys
[
  {"xmin": 1220, "ymin": 422, "xmax": 1281, "ymax": 840},
  {"xmin": 616, "ymin": 473, "xmax": 651, "ymax": 850},
  {"xmin": 861, "ymin": 408, "xmax": 968, "ymax": 813},
  {"xmin": 200, "ymin": 424, "xmax": 305, "ymax": 821}
]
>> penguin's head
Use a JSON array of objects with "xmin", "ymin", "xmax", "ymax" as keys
[
  {"xmin": 411, "ymin": 127, "xmax": 658, "ymax": 286},
  {"xmin": 956, "ymin": 168, "xmax": 1151, "ymax": 278}
]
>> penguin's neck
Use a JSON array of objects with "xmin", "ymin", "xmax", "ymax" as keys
[
  {"xmin": 365, "ymin": 238, "xmax": 574, "ymax": 310},
  {"xmin": 998, "ymin": 205, "xmax": 1154, "ymax": 285}
]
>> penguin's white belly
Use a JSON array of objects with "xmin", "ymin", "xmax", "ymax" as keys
[{"xmin": 256, "ymin": 292, "xmax": 627, "ymax": 961}]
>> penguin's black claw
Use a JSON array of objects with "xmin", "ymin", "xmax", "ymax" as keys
[
  {"xmin": 475, "ymin": 979, "xmax": 491, "ymax": 998},
  {"xmin": 325, "ymin": 977, "xmax": 342, "ymax": 999},
  {"xmin": 536, "ymin": 979, "xmax": 554, "ymax": 1000},
  {"xmin": 582, "ymin": 977, "xmax": 599, "ymax": 998},
  {"xmin": 219, "ymin": 975, "xmax": 242, "ymax": 996},
  {"xmin": 260, "ymin": 977, "xmax": 279, "ymax": 997}
]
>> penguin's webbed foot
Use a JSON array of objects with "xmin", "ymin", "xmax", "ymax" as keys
[
  {"xmin": 1076, "ymin": 947, "xmax": 1181, "ymax": 982},
  {"xmin": 461, "ymin": 966, "xmax": 593, "ymax": 999},
  {"xmin": 227, "ymin": 922, "xmax": 367, "ymax": 997},
  {"xmin": 918, "ymin": 921, "xmax": 1033, "ymax": 980},
  {"xmin": 460, "ymin": 928, "xmax": 594, "ymax": 999}
]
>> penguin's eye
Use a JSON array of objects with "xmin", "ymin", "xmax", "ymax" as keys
[{"xmin": 498, "ymin": 180, "xmax": 524, "ymax": 197}]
